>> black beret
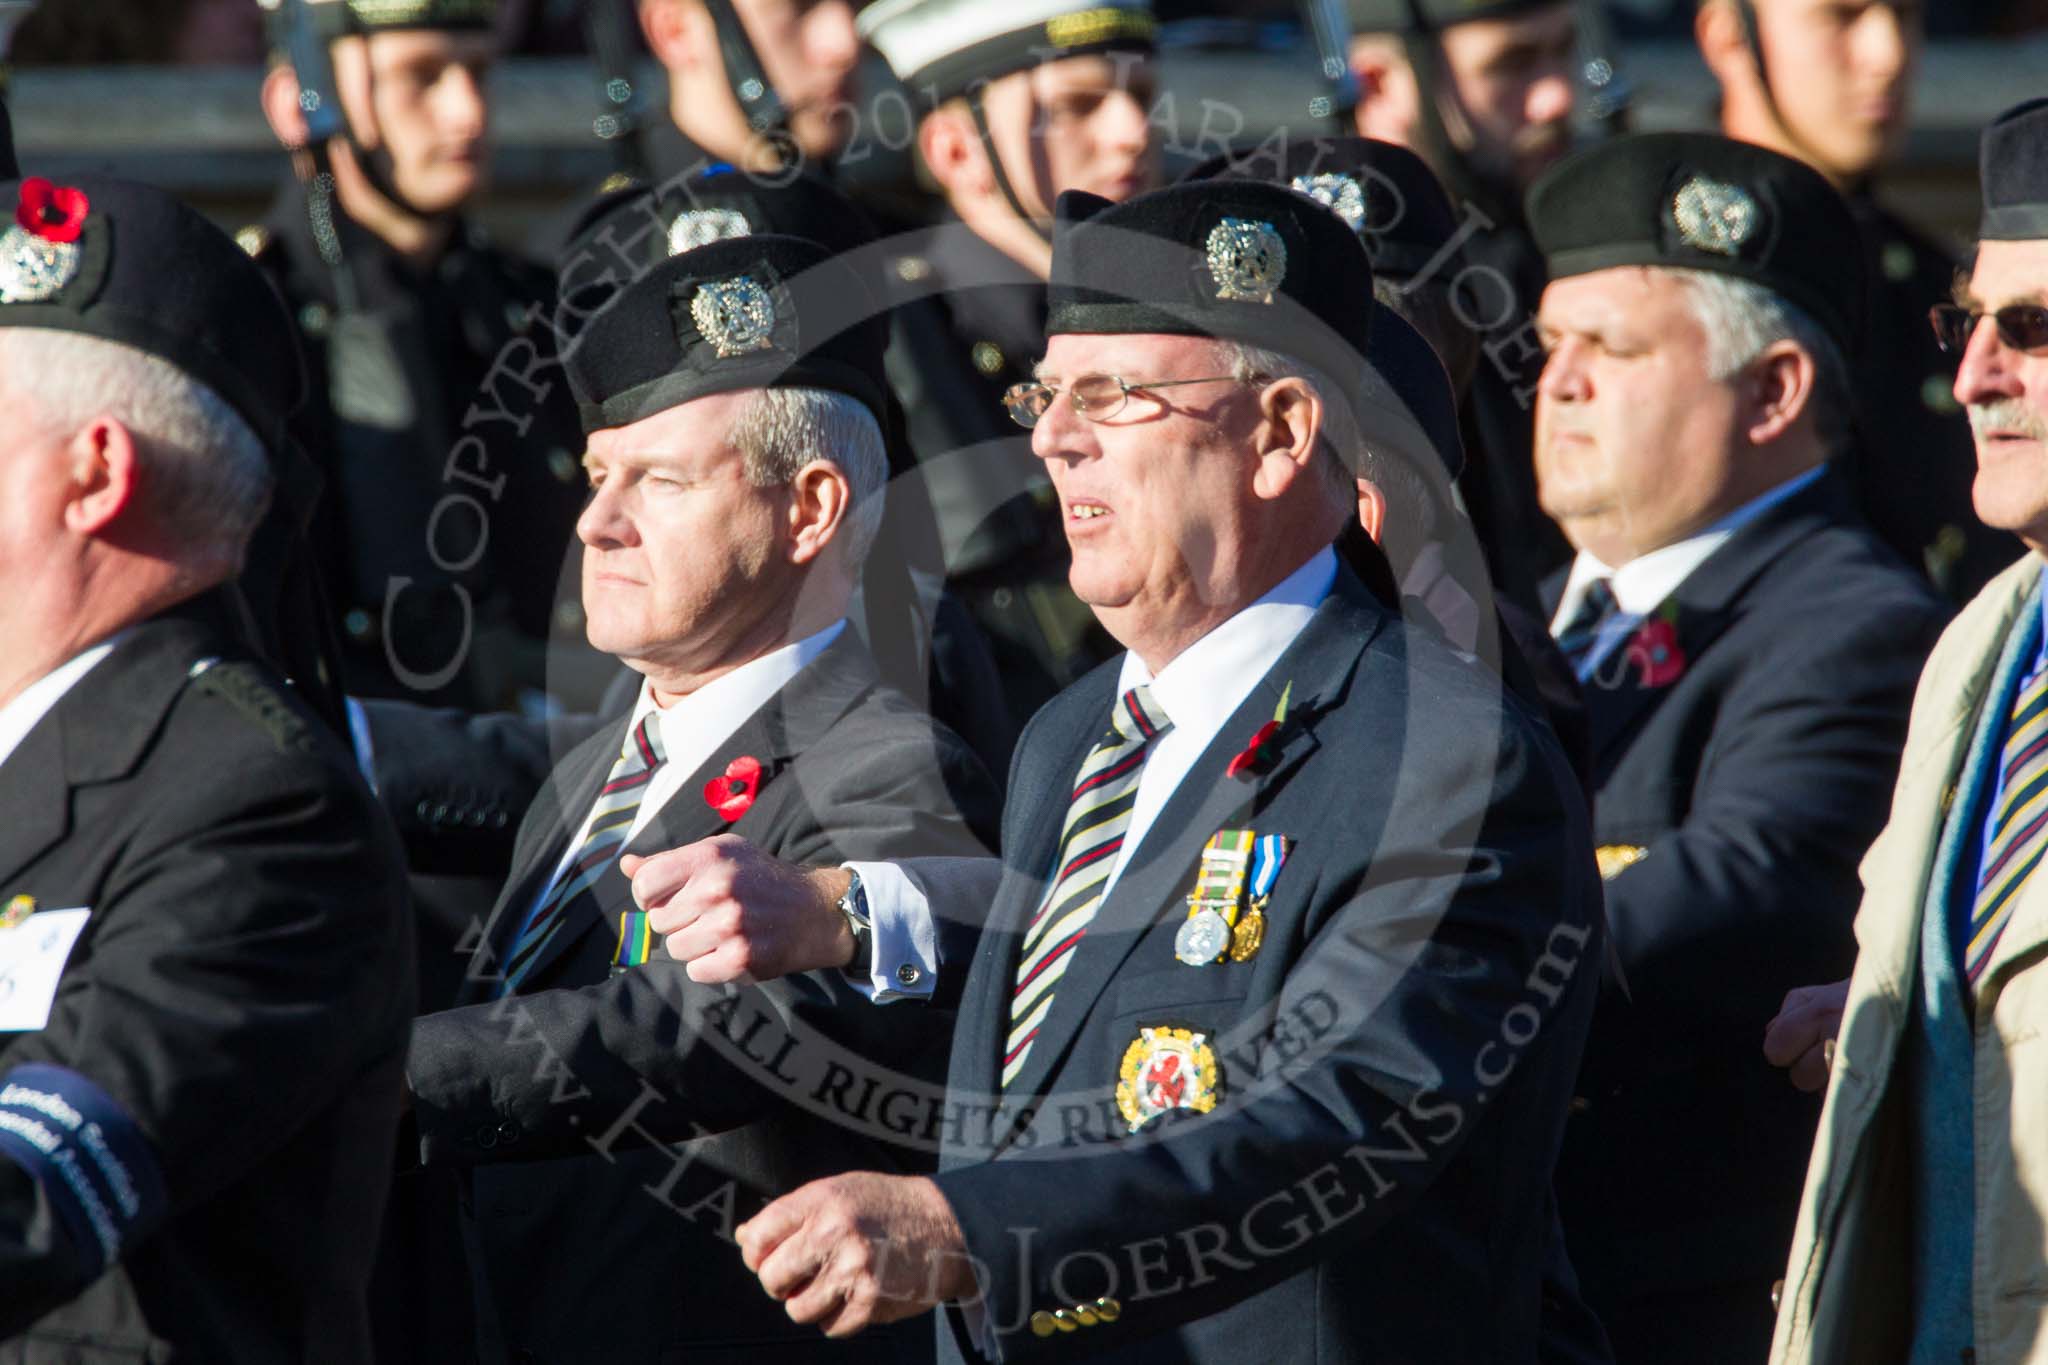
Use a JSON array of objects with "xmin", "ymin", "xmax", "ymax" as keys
[
  {"xmin": 1046, "ymin": 180, "xmax": 1448, "ymax": 480},
  {"xmin": 1348, "ymin": 0, "xmax": 1568, "ymax": 32},
  {"xmin": 558, "ymin": 164, "xmax": 877, "ymax": 289},
  {"xmin": 0, "ymin": 174, "xmax": 304, "ymax": 455},
  {"xmin": 1183, "ymin": 136, "xmax": 1463, "ymax": 281},
  {"xmin": 563, "ymin": 234, "xmax": 891, "ymax": 435},
  {"xmin": 1979, "ymin": 97, "xmax": 2048, "ymax": 242},
  {"xmin": 1526, "ymin": 131, "xmax": 1864, "ymax": 358},
  {"xmin": 860, "ymin": 0, "xmax": 1156, "ymax": 109}
]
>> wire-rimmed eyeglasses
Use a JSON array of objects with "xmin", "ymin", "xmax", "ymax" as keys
[{"xmin": 1000, "ymin": 374, "xmax": 1251, "ymax": 429}]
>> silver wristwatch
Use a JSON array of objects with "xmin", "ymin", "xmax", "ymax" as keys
[{"xmin": 836, "ymin": 867, "xmax": 873, "ymax": 975}]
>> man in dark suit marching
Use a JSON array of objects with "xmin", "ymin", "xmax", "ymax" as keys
[
  {"xmin": 401, "ymin": 230, "xmax": 1000, "ymax": 1363},
  {"xmin": 631, "ymin": 179, "xmax": 1605, "ymax": 1360},
  {"xmin": 1525, "ymin": 132, "xmax": 1949, "ymax": 1363},
  {"xmin": 0, "ymin": 175, "xmax": 414, "ymax": 1359}
]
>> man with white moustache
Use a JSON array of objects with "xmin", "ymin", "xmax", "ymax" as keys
[{"xmin": 1766, "ymin": 96, "xmax": 2048, "ymax": 1365}]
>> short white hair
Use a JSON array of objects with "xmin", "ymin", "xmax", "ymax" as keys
[
  {"xmin": 1671, "ymin": 269, "xmax": 1851, "ymax": 445},
  {"xmin": 1216, "ymin": 339, "xmax": 1442, "ymax": 570},
  {"xmin": 726, "ymin": 386, "xmax": 889, "ymax": 567},
  {"xmin": 0, "ymin": 328, "xmax": 273, "ymax": 571}
]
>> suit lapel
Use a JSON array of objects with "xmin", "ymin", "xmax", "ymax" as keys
[
  {"xmin": 1584, "ymin": 473, "xmax": 1847, "ymax": 765},
  {"xmin": 457, "ymin": 726, "xmax": 617, "ymax": 1004},
  {"xmin": 0, "ymin": 722, "xmax": 71, "ymax": 887},
  {"xmin": 997, "ymin": 584, "xmax": 1377, "ymax": 1107},
  {"xmin": 494, "ymin": 632, "xmax": 883, "ymax": 994},
  {"xmin": 0, "ymin": 593, "xmax": 248, "ymax": 886}
]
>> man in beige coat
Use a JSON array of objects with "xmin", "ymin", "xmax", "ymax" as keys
[{"xmin": 1768, "ymin": 97, "xmax": 2048, "ymax": 1365}]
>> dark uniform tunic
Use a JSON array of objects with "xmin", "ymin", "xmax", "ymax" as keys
[
  {"xmin": 1843, "ymin": 192, "xmax": 2018, "ymax": 603},
  {"xmin": 245, "ymin": 180, "xmax": 599, "ymax": 714},
  {"xmin": 885, "ymin": 216, "xmax": 1117, "ymax": 724},
  {"xmin": 0, "ymin": 593, "xmax": 413, "ymax": 1362}
]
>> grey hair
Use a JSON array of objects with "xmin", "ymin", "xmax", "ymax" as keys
[
  {"xmin": 726, "ymin": 386, "xmax": 889, "ymax": 567},
  {"xmin": 1672, "ymin": 269, "xmax": 1851, "ymax": 447},
  {"xmin": 1218, "ymin": 339, "xmax": 1438, "ymax": 573},
  {"xmin": 0, "ymin": 328, "xmax": 273, "ymax": 572}
]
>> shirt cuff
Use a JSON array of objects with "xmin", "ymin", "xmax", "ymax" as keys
[
  {"xmin": 344, "ymin": 696, "xmax": 378, "ymax": 794},
  {"xmin": 843, "ymin": 860, "xmax": 937, "ymax": 1003}
]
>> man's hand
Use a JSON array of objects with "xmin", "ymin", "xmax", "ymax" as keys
[
  {"xmin": 738, "ymin": 1173, "xmax": 976, "ymax": 1337},
  {"xmin": 1762, "ymin": 978, "xmax": 1851, "ymax": 1092},
  {"xmin": 621, "ymin": 835, "xmax": 855, "ymax": 985}
]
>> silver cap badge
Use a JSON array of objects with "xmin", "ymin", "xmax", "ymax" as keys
[
  {"xmin": 1290, "ymin": 173, "xmax": 1367, "ymax": 235},
  {"xmin": 1672, "ymin": 176, "xmax": 1759, "ymax": 257},
  {"xmin": 669, "ymin": 208, "xmax": 753, "ymax": 257},
  {"xmin": 1205, "ymin": 217, "xmax": 1288, "ymax": 304},
  {"xmin": 0, "ymin": 226, "xmax": 81, "ymax": 305},
  {"xmin": 690, "ymin": 276, "xmax": 777, "ymax": 359}
]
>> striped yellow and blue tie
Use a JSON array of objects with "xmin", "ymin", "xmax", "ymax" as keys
[
  {"xmin": 1002, "ymin": 686, "xmax": 1172, "ymax": 1088},
  {"xmin": 499, "ymin": 712, "xmax": 667, "ymax": 996},
  {"xmin": 1967, "ymin": 662, "xmax": 2048, "ymax": 989}
]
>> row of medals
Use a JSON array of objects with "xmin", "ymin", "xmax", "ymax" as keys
[{"xmin": 1174, "ymin": 885, "xmax": 1265, "ymax": 966}]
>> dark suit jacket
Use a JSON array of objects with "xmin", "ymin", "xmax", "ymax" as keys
[
  {"xmin": 0, "ymin": 592, "xmax": 414, "ymax": 1362},
  {"xmin": 908, "ymin": 569, "xmax": 1603, "ymax": 1363},
  {"xmin": 1543, "ymin": 472, "xmax": 1948, "ymax": 1327},
  {"xmin": 406, "ymin": 632, "xmax": 999, "ymax": 1365}
]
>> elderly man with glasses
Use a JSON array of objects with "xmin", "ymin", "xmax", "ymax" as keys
[
  {"xmin": 622, "ymin": 178, "xmax": 1604, "ymax": 1362},
  {"xmin": 1765, "ymin": 96, "xmax": 2048, "ymax": 1365}
]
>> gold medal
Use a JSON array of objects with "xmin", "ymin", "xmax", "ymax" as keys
[
  {"xmin": 0, "ymin": 895, "xmax": 35, "ymax": 929},
  {"xmin": 1229, "ymin": 907, "xmax": 1265, "ymax": 962}
]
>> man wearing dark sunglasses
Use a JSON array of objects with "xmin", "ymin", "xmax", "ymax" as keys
[{"xmin": 1766, "ymin": 96, "xmax": 2048, "ymax": 1365}]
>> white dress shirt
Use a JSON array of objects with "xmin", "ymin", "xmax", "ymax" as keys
[
  {"xmin": 524, "ymin": 620, "xmax": 846, "ymax": 931},
  {"xmin": 1549, "ymin": 465, "xmax": 1826, "ymax": 677},
  {"xmin": 0, "ymin": 636, "xmax": 128, "ymax": 772},
  {"xmin": 853, "ymin": 547, "xmax": 1338, "ymax": 1001}
]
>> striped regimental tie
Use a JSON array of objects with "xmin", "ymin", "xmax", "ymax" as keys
[
  {"xmin": 498, "ymin": 712, "xmax": 667, "ymax": 996},
  {"xmin": 1967, "ymin": 660, "xmax": 2048, "ymax": 990},
  {"xmin": 1554, "ymin": 577, "xmax": 1619, "ymax": 680},
  {"xmin": 1001, "ymin": 685, "xmax": 1172, "ymax": 1088}
]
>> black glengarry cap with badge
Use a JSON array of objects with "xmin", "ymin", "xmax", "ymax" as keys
[
  {"xmin": 1525, "ymin": 130, "xmax": 1866, "ymax": 360},
  {"xmin": 0, "ymin": 174, "xmax": 306, "ymax": 455},
  {"xmin": 858, "ymin": 0, "xmax": 1156, "ymax": 109},
  {"xmin": 558, "ymin": 164, "xmax": 879, "ymax": 300},
  {"xmin": 1045, "ymin": 179, "xmax": 1454, "ymax": 480},
  {"xmin": 563, "ymin": 233, "xmax": 891, "ymax": 434},
  {"xmin": 1184, "ymin": 135, "xmax": 1463, "ymax": 284},
  {"xmin": 1978, "ymin": 96, "xmax": 2048, "ymax": 242}
]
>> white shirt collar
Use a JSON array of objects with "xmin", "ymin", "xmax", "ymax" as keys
[
  {"xmin": 627, "ymin": 618, "xmax": 846, "ymax": 792},
  {"xmin": 0, "ymin": 633, "xmax": 131, "ymax": 773},
  {"xmin": 1553, "ymin": 466, "xmax": 1826, "ymax": 631},
  {"xmin": 1117, "ymin": 547, "xmax": 1337, "ymax": 738}
]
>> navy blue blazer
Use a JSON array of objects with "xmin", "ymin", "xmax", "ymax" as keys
[
  {"xmin": 915, "ymin": 568, "xmax": 1604, "ymax": 1363},
  {"xmin": 1544, "ymin": 471, "xmax": 1948, "ymax": 1328}
]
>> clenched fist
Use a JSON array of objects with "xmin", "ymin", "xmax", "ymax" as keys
[{"xmin": 621, "ymin": 835, "xmax": 855, "ymax": 985}]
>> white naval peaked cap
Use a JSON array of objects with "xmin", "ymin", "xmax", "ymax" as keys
[{"xmin": 858, "ymin": 0, "xmax": 1157, "ymax": 109}]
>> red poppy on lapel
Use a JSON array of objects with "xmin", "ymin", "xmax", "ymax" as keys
[
  {"xmin": 17, "ymin": 178, "xmax": 89, "ymax": 243},
  {"xmin": 1625, "ymin": 617, "xmax": 1686, "ymax": 688},
  {"xmin": 1226, "ymin": 720, "xmax": 1282, "ymax": 780},
  {"xmin": 703, "ymin": 755, "xmax": 764, "ymax": 822},
  {"xmin": 1225, "ymin": 681, "xmax": 1296, "ymax": 781}
]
